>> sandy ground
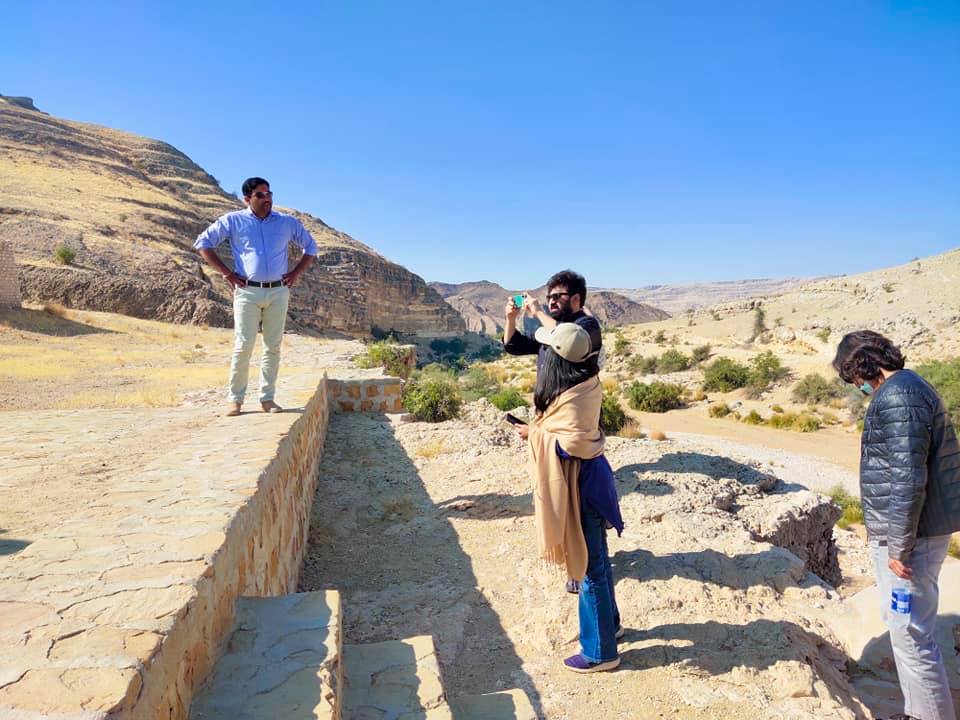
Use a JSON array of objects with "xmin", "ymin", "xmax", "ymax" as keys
[{"xmin": 300, "ymin": 406, "xmax": 890, "ymax": 720}]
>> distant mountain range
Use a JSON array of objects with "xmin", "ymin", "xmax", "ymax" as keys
[
  {"xmin": 428, "ymin": 280, "xmax": 670, "ymax": 334},
  {"xmin": 606, "ymin": 278, "xmax": 816, "ymax": 315}
]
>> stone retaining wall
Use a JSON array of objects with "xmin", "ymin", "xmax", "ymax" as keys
[
  {"xmin": 329, "ymin": 378, "xmax": 404, "ymax": 413},
  {"xmin": 0, "ymin": 240, "xmax": 21, "ymax": 307},
  {"xmin": 0, "ymin": 374, "xmax": 330, "ymax": 720}
]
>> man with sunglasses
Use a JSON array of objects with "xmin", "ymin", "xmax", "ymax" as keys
[
  {"xmin": 195, "ymin": 177, "xmax": 317, "ymax": 417},
  {"xmin": 503, "ymin": 269, "xmax": 602, "ymax": 379}
]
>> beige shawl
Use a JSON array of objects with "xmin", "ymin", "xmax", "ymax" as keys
[{"xmin": 528, "ymin": 376, "xmax": 605, "ymax": 581}]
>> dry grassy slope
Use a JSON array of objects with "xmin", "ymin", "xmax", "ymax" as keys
[
  {"xmin": 624, "ymin": 248, "xmax": 960, "ymax": 364},
  {"xmin": 0, "ymin": 97, "xmax": 463, "ymax": 336},
  {"xmin": 429, "ymin": 279, "xmax": 669, "ymax": 335}
]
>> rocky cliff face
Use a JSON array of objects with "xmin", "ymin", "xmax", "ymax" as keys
[{"xmin": 0, "ymin": 97, "xmax": 463, "ymax": 337}]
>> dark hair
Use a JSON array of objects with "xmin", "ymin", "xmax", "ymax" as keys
[
  {"xmin": 832, "ymin": 330, "xmax": 906, "ymax": 384},
  {"xmin": 534, "ymin": 347, "xmax": 595, "ymax": 414},
  {"xmin": 546, "ymin": 270, "xmax": 587, "ymax": 306},
  {"xmin": 242, "ymin": 177, "xmax": 270, "ymax": 197}
]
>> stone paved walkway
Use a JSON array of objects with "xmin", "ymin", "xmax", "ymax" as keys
[{"xmin": 0, "ymin": 334, "xmax": 367, "ymax": 718}]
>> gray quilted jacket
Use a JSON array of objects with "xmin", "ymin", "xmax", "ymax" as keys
[{"xmin": 860, "ymin": 369, "xmax": 960, "ymax": 561}]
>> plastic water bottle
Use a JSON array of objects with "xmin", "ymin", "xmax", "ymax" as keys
[{"xmin": 889, "ymin": 587, "xmax": 911, "ymax": 628}]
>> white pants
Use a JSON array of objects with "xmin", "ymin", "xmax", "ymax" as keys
[
  {"xmin": 228, "ymin": 286, "xmax": 289, "ymax": 403},
  {"xmin": 870, "ymin": 535, "xmax": 956, "ymax": 720}
]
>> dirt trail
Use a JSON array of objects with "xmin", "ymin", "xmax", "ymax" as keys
[{"xmin": 300, "ymin": 406, "xmax": 877, "ymax": 720}]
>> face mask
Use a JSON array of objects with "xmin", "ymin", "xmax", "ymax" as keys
[{"xmin": 859, "ymin": 382, "xmax": 874, "ymax": 396}]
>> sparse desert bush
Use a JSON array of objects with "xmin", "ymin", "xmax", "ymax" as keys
[
  {"xmin": 816, "ymin": 327, "xmax": 832, "ymax": 343},
  {"xmin": 625, "ymin": 381, "xmax": 684, "ymax": 413},
  {"xmin": 601, "ymin": 377, "xmax": 620, "ymax": 394},
  {"xmin": 180, "ymin": 347, "xmax": 206, "ymax": 364},
  {"xmin": 829, "ymin": 485, "xmax": 864, "ymax": 529},
  {"xmin": 402, "ymin": 370, "xmax": 462, "ymax": 422},
  {"xmin": 752, "ymin": 306, "xmax": 768, "ymax": 340},
  {"xmin": 648, "ymin": 429, "xmax": 668, "ymax": 441},
  {"xmin": 702, "ymin": 357, "xmax": 751, "ymax": 392},
  {"xmin": 690, "ymin": 389, "xmax": 706, "ymax": 402},
  {"xmin": 771, "ymin": 404, "xmax": 784, "ymax": 414},
  {"xmin": 416, "ymin": 438, "xmax": 448, "ymax": 459},
  {"xmin": 691, "ymin": 345, "xmax": 712, "ymax": 365},
  {"xmin": 917, "ymin": 358, "xmax": 960, "ymax": 426},
  {"xmin": 819, "ymin": 410, "xmax": 840, "ymax": 425},
  {"xmin": 653, "ymin": 330, "xmax": 667, "ymax": 345},
  {"xmin": 627, "ymin": 355, "xmax": 658, "ymax": 374},
  {"xmin": 488, "ymin": 387, "xmax": 528, "ymax": 411},
  {"xmin": 612, "ymin": 333, "xmax": 631, "ymax": 357},
  {"xmin": 745, "ymin": 350, "xmax": 788, "ymax": 398},
  {"xmin": 767, "ymin": 413, "xmax": 794, "ymax": 429},
  {"xmin": 355, "ymin": 340, "xmax": 412, "ymax": 378},
  {"xmin": 53, "ymin": 244, "xmax": 76, "ymax": 265},
  {"xmin": 600, "ymin": 392, "xmax": 627, "ymax": 434},
  {"xmin": 656, "ymin": 349, "xmax": 690, "ymax": 373},
  {"xmin": 711, "ymin": 310, "xmax": 721, "ymax": 321},
  {"xmin": 949, "ymin": 536, "xmax": 960, "ymax": 560},
  {"xmin": 459, "ymin": 365, "xmax": 499, "ymax": 402},
  {"xmin": 42, "ymin": 302, "xmax": 70, "ymax": 318},
  {"xmin": 791, "ymin": 373, "xmax": 844, "ymax": 405},
  {"xmin": 743, "ymin": 410, "xmax": 764, "ymax": 425},
  {"xmin": 793, "ymin": 414, "xmax": 821, "ymax": 432},
  {"xmin": 708, "ymin": 402, "xmax": 731, "ymax": 418},
  {"xmin": 882, "ymin": 282, "xmax": 896, "ymax": 293},
  {"xmin": 617, "ymin": 420, "xmax": 645, "ymax": 439}
]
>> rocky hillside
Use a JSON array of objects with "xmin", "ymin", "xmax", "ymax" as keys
[
  {"xmin": 608, "ymin": 277, "xmax": 815, "ymax": 315},
  {"xmin": 0, "ymin": 96, "xmax": 464, "ymax": 337},
  {"xmin": 430, "ymin": 280, "xmax": 669, "ymax": 335}
]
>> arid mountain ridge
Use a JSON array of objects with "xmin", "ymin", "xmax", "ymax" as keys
[
  {"xmin": 429, "ymin": 280, "xmax": 671, "ymax": 334},
  {"xmin": 0, "ymin": 96, "xmax": 464, "ymax": 336}
]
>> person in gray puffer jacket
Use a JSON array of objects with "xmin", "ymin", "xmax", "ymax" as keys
[{"xmin": 834, "ymin": 330, "xmax": 960, "ymax": 720}]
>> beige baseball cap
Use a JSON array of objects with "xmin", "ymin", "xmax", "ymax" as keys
[{"xmin": 534, "ymin": 322, "xmax": 597, "ymax": 363}]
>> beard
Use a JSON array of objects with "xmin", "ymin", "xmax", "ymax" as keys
[{"xmin": 549, "ymin": 305, "xmax": 576, "ymax": 322}]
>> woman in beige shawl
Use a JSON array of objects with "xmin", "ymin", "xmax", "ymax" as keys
[{"xmin": 515, "ymin": 323, "xmax": 624, "ymax": 673}]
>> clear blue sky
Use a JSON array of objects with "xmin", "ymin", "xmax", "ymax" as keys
[{"xmin": 4, "ymin": 1, "xmax": 958, "ymax": 289}]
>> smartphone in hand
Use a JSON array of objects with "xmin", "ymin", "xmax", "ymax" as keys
[{"xmin": 504, "ymin": 413, "xmax": 527, "ymax": 426}]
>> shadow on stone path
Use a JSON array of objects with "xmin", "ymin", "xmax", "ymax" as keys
[{"xmin": 299, "ymin": 413, "xmax": 542, "ymax": 717}]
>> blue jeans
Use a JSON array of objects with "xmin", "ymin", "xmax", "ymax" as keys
[
  {"xmin": 578, "ymin": 502, "xmax": 620, "ymax": 663},
  {"xmin": 870, "ymin": 535, "xmax": 956, "ymax": 720}
]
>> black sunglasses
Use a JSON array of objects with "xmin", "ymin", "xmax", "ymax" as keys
[
  {"xmin": 546, "ymin": 292, "xmax": 570, "ymax": 302},
  {"xmin": 252, "ymin": 191, "xmax": 273, "ymax": 199}
]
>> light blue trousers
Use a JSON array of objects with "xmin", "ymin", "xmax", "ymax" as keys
[
  {"xmin": 228, "ymin": 286, "xmax": 289, "ymax": 403},
  {"xmin": 870, "ymin": 535, "xmax": 956, "ymax": 720}
]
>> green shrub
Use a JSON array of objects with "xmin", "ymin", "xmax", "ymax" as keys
[
  {"xmin": 702, "ymin": 357, "xmax": 751, "ymax": 392},
  {"xmin": 828, "ymin": 485, "xmax": 865, "ymax": 529},
  {"xmin": 767, "ymin": 413, "xmax": 794, "ymax": 429},
  {"xmin": 691, "ymin": 345, "xmax": 712, "ymax": 365},
  {"xmin": 600, "ymin": 392, "xmax": 627, "ymax": 434},
  {"xmin": 949, "ymin": 536, "xmax": 960, "ymax": 560},
  {"xmin": 743, "ymin": 410, "xmax": 764, "ymax": 425},
  {"xmin": 627, "ymin": 355, "xmax": 658, "ymax": 374},
  {"xmin": 488, "ymin": 387, "xmax": 528, "ymax": 411},
  {"xmin": 917, "ymin": 358, "xmax": 960, "ymax": 427},
  {"xmin": 626, "ymin": 381, "xmax": 684, "ymax": 413},
  {"xmin": 745, "ymin": 351, "xmax": 788, "ymax": 398},
  {"xmin": 816, "ymin": 327, "xmax": 832, "ymax": 343},
  {"xmin": 459, "ymin": 365, "xmax": 500, "ymax": 402},
  {"xmin": 653, "ymin": 330, "xmax": 667, "ymax": 344},
  {"xmin": 708, "ymin": 403, "xmax": 731, "ymax": 418},
  {"xmin": 402, "ymin": 370, "xmax": 462, "ymax": 422},
  {"xmin": 771, "ymin": 404, "xmax": 784, "ymax": 413},
  {"xmin": 792, "ymin": 373, "xmax": 844, "ymax": 405},
  {"xmin": 656, "ymin": 349, "xmax": 690, "ymax": 373},
  {"xmin": 612, "ymin": 333, "xmax": 631, "ymax": 357},
  {"xmin": 793, "ymin": 414, "xmax": 821, "ymax": 432},
  {"xmin": 53, "ymin": 244, "xmax": 76, "ymax": 265},
  {"xmin": 752, "ymin": 307, "xmax": 768, "ymax": 339},
  {"xmin": 355, "ymin": 340, "xmax": 412, "ymax": 378}
]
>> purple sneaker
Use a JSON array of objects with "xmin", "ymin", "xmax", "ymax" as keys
[
  {"xmin": 565, "ymin": 579, "xmax": 580, "ymax": 594},
  {"xmin": 563, "ymin": 653, "xmax": 621, "ymax": 673}
]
